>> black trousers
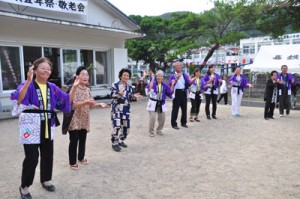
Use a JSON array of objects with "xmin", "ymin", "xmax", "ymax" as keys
[
  {"xmin": 205, "ymin": 94, "xmax": 218, "ymax": 117},
  {"xmin": 190, "ymin": 93, "xmax": 201, "ymax": 116},
  {"xmin": 21, "ymin": 140, "xmax": 53, "ymax": 188},
  {"xmin": 217, "ymin": 93, "xmax": 228, "ymax": 104},
  {"xmin": 264, "ymin": 101, "xmax": 275, "ymax": 118},
  {"xmin": 171, "ymin": 89, "xmax": 187, "ymax": 127},
  {"xmin": 279, "ymin": 87, "xmax": 291, "ymax": 115},
  {"xmin": 69, "ymin": 129, "xmax": 87, "ymax": 165}
]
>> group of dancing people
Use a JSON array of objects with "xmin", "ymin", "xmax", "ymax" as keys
[
  {"xmin": 145, "ymin": 62, "xmax": 253, "ymax": 137},
  {"xmin": 10, "ymin": 57, "xmax": 296, "ymax": 199}
]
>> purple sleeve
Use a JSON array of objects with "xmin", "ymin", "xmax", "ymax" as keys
[
  {"xmin": 290, "ymin": 74, "xmax": 296, "ymax": 85},
  {"xmin": 201, "ymin": 75, "xmax": 208, "ymax": 91},
  {"xmin": 277, "ymin": 74, "xmax": 281, "ymax": 81},
  {"xmin": 184, "ymin": 73, "xmax": 191, "ymax": 89},
  {"xmin": 146, "ymin": 83, "xmax": 150, "ymax": 89},
  {"xmin": 164, "ymin": 82, "xmax": 173, "ymax": 98},
  {"xmin": 243, "ymin": 76, "xmax": 249, "ymax": 88},
  {"xmin": 10, "ymin": 82, "xmax": 32, "ymax": 106},
  {"xmin": 228, "ymin": 75, "xmax": 234, "ymax": 84},
  {"xmin": 169, "ymin": 74, "xmax": 175, "ymax": 86},
  {"xmin": 215, "ymin": 74, "xmax": 221, "ymax": 88},
  {"xmin": 53, "ymin": 85, "xmax": 71, "ymax": 113}
]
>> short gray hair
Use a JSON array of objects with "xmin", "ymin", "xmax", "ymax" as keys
[
  {"xmin": 156, "ymin": 70, "xmax": 164, "ymax": 76},
  {"xmin": 174, "ymin": 62, "xmax": 182, "ymax": 67}
]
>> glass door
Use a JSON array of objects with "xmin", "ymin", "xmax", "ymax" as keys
[
  {"xmin": 62, "ymin": 49, "xmax": 78, "ymax": 86},
  {"xmin": 23, "ymin": 46, "xmax": 42, "ymax": 80},
  {"xmin": 44, "ymin": 47, "xmax": 61, "ymax": 88},
  {"xmin": 80, "ymin": 50, "xmax": 94, "ymax": 86}
]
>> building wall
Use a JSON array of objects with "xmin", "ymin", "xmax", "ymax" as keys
[
  {"xmin": 0, "ymin": 0, "xmax": 134, "ymax": 31},
  {"xmin": 240, "ymin": 32, "xmax": 300, "ymax": 63},
  {"xmin": 0, "ymin": 1, "xmax": 140, "ymax": 116}
]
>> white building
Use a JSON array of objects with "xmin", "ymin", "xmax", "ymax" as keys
[
  {"xmin": 0, "ymin": 0, "xmax": 143, "ymax": 112},
  {"xmin": 240, "ymin": 32, "xmax": 300, "ymax": 64}
]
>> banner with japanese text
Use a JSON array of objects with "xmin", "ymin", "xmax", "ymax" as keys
[{"xmin": 0, "ymin": 0, "xmax": 88, "ymax": 15}]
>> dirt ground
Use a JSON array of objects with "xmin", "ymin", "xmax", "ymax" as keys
[{"xmin": 0, "ymin": 99, "xmax": 299, "ymax": 199}]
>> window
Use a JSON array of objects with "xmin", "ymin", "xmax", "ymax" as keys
[
  {"xmin": 0, "ymin": 46, "xmax": 22, "ymax": 91},
  {"xmin": 62, "ymin": 49, "xmax": 78, "ymax": 85},
  {"xmin": 95, "ymin": 51, "xmax": 108, "ymax": 85},
  {"xmin": 249, "ymin": 45, "xmax": 255, "ymax": 54},
  {"xmin": 242, "ymin": 46, "xmax": 250, "ymax": 54},
  {"xmin": 293, "ymin": 39, "xmax": 300, "ymax": 44},
  {"xmin": 44, "ymin": 47, "xmax": 61, "ymax": 88},
  {"xmin": 243, "ymin": 45, "xmax": 255, "ymax": 54},
  {"xmin": 23, "ymin": 46, "xmax": 42, "ymax": 80},
  {"xmin": 80, "ymin": 50, "xmax": 94, "ymax": 86}
]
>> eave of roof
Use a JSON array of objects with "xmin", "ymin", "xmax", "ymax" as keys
[{"xmin": 0, "ymin": 9, "xmax": 144, "ymax": 37}]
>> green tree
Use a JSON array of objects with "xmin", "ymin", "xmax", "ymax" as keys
[
  {"xmin": 126, "ymin": 13, "xmax": 203, "ymax": 69},
  {"xmin": 125, "ymin": 0, "xmax": 300, "ymax": 72},
  {"xmin": 197, "ymin": 0, "xmax": 251, "ymax": 70},
  {"xmin": 253, "ymin": 0, "xmax": 300, "ymax": 37}
]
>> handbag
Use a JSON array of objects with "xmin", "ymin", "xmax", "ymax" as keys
[
  {"xmin": 62, "ymin": 85, "xmax": 74, "ymax": 135},
  {"xmin": 62, "ymin": 110, "xmax": 74, "ymax": 135}
]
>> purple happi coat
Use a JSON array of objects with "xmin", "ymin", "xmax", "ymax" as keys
[
  {"xmin": 145, "ymin": 81, "xmax": 173, "ymax": 112},
  {"xmin": 277, "ymin": 73, "xmax": 296, "ymax": 90},
  {"xmin": 201, "ymin": 73, "xmax": 221, "ymax": 94},
  {"xmin": 11, "ymin": 81, "xmax": 71, "ymax": 144},
  {"xmin": 169, "ymin": 72, "xmax": 191, "ymax": 89},
  {"xmin": 229, "ymin": 74, "xmax": 249, "ymax": 89}
]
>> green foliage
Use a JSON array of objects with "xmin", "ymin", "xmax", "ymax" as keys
[
  {"xmin": 125, "ymin": 0, "xmax": 300, "ymax": 70},
  {"xmin": 188, "ymin": 65, "xmax": 197, "ymax": 75}
]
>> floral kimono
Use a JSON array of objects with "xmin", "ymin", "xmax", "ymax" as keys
[{"xmin": 110, "ymin": 81, "xmax": 136, "ymax": 144}]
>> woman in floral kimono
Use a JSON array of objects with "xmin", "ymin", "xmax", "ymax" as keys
[
  {"xmin": 11, "ymin": 57, "xmax": 79, "ymax": 199},
  {"xmin": 146, "ymin": 70, "xmax": 175, "ymax": 137},
  {"xmin": 68, "ymin": 66, "xmax": 109, "ymax": 170},
  {"xmin": 110, "ymin": 68, "xmax": 142, "ymax": 152}
]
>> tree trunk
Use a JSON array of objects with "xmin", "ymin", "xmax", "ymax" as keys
[{"xmin": 200, "ymin": 43, "xmax": 220, "ymax": 71}]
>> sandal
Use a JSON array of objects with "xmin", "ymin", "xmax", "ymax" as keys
[
  {"xmin": 70, "ymin": 164, "xmax": 79, "ymax": 170},
  {"xmin": 79, "ymin": 159, "xmax": 89, "ymax": 165}
]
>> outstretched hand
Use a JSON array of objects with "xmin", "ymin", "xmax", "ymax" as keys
[
  {"xmin": 73, "ymin": 76, "xmax": 80, "ymax": 88},
  {"xmin": 27, "ymin": 65, "xmax": 34, "ymax": 82},
  {"xmin": 171, "ymin": 79, "xmax": 176, "ymax": 85},
  {"xmin": 97, "ymin": 103, "xmax": 110, "ymax": 108}
]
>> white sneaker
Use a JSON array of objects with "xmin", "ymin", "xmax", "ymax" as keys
[{"xmin": 280, "ymin": 114, "xmax": 283, "ymax": 117}]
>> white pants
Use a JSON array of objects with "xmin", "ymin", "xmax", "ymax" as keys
[{"xmin": 231, "ymin": 88, "xmax": 243, "ymax": 115}]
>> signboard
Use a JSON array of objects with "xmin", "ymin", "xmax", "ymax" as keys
[{"xmin": 0, "ymin": 0, "xmax": 88, "ymax": 15}]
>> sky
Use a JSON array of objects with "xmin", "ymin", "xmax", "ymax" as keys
[{"xmin": 108, "ymin": 0, "xmax": 214, "ymax": 16}]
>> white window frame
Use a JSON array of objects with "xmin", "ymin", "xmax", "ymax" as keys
[
  {"xmin": 60, "ymin": 48, "xmax": 80, "ymax": 86},
  {"xmin": 0, "ymin": 45, "xmax": 23, "ymax": 94}
]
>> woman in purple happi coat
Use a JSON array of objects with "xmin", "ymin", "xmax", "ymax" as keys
[
  {"xmin": 201, "ymin": 65, "xmax": 222, "ymax": 119},
  {"xmin": 228, "ymin": 66, "xmax": 253, "ymax": 117},
  {"xmin": 10, "ymin": 57, "xmax": 79, "ymax": 199},
  {"xmin": 146, "ymin": 70, "xmax": 175, "ymax": 136}
]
